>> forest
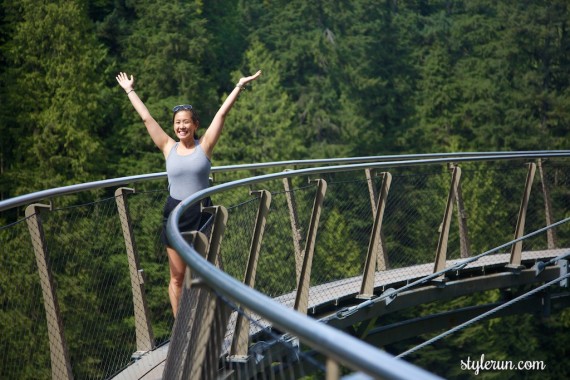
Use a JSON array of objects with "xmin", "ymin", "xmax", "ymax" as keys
[
  {"xmin": 1, "ymin": 0, "xmax": 569, "ymax": 200},
  {"xmin": 1, "ymin": 0, "xmax": 569, "ymax": 379}
]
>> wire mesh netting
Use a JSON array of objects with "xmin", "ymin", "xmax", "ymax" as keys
[
  {"xmin": 166, "ymin": 280, "xmax": 346, "ymax": 379},
  {"xmin": 0, "ymin": 217, "xmax": 51, "ymax": 379},
  {"xmin": 0, "ymin": 184, "xmax": 174, "ymax": 380},
  {"xmin": 1, "ymin": 158, "xmax": 569, "ymax": 379}
]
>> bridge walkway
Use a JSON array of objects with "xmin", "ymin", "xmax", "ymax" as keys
[{"xmin": 115, "ymin": 248, "xmax": 566, "ymax": 380}]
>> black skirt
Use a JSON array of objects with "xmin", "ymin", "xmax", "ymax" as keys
[{"xmin": 160, "ymin": 195, "xmax": 213, "ymax": 247}]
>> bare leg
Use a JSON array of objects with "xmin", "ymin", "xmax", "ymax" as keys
[{"xmin": 167, "ymin": 246, "xmax": 186, "ymax": 317}]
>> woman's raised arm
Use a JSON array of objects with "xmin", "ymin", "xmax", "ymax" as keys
[
  {"xmin": 200, "ymin": 70, "xmax": 262, "ymax": 157},
  {"xmin": 116, "ymin": 72, "xmax": 174, "ymax": 156}
]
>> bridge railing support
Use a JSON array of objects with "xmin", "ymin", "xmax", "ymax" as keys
[
  {"xmin": 365, "ymin": 168, "xmax": 390, "ymax": 271},
  {"xmin": 452, "ymin": 164, "xmax": 471, "ymax": 259},
  {"xmin": 230, "ymin": 190, "xmax": 272, "ymax": 358},
  {"xmin": 25, "ymin": 203, "xmax": 74, "ymax": 380},
  {"xmin": 507, "ymin": 162, "xmax": 537, "ymax": 270},
  {"xmin": 433, "ymin": 165, "xmax": 462, "ymax": 281},
  {"xmin": 538, "ymin": 159, "xmax": 558, "ymax": 249},
  {"xmin": 114, "ymin": 187, "xmax": 154, "ymax": 355},
  {"xmin": 283, "ymin": 174, "xmax": 304, "ymax": 285},
  {"xmin": 326, "ymin": 358, "xmax": 340, "ymax": 380},
  {"xmin": 359, "ymin": 171, "xmax": 392, "ymax": 298},
  {"xmin": 294, "ymin": 179, "xmax": 327, "ymax": 314}
]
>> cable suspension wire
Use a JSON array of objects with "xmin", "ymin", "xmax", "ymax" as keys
[
  {"xmin": 396, "ymin": 271, "xmax": 570, "ymax": 359},
  {"xmin": 336, "ymin": 216, "xmax": 570, "ymax": 319}
]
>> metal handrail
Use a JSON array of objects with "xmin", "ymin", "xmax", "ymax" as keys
[
  {"xmin": 168, "ymin": 152, "xmax": 570, "ymax": 207},
  {"xmin": 167, "ymin": 151, "xmax": 570, "ymax": 378},
  {"xmin": 2, "ymin": 150, "xmax": 567, "ymax": 212}
]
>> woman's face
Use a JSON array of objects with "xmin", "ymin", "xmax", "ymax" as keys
[{"xmin": 173, "ymin": 110, "xmax": 196, "ymax": 141}]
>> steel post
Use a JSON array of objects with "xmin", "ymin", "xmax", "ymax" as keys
[
  {"xmin": 537, "ymin": 159, "xmax": 558, "ymax": 249},
  {"xmin": 25, "ymin": 203, "xmax": 73, "ymax": 380},
  {"xmin": 230, "ymin": 190, "xmax": 272, "ymax": 358},
  {"xmin": 433, "ymin": 165, "xmax": 462, "ymax": 279},
  {"xmin": 294, "ymin": 179, "xmax": 327, "ymax": 314},
  {"xmin": 508, "ymin": 163, "xmax": 537, "ymax": 269},
  {"xmin": 365, "ymin": 169, "xmax": 390, "ymax": 271},
  {"xmin": 449, "ymin": 164, "xmax": 471, "ymax": 258},
  {"xmin": 114, "ymin": 187, "xmax": 154, "ymax": 353},
  {"xmin": 283, "ymin": 175, "xmax": 304, "ymax": 284},
  {"xmin": 359, "ymin": 172, "xmax": 392, "ymax": 298}
]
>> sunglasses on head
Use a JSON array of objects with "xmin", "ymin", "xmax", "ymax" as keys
[{"xmin": 172, "ymin": 104, "xmax": 193, "ymax": 113}]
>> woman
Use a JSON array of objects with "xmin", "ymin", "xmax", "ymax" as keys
[{"xmin": 116, "ymin": 70, "xmax": 262, "ymax": 316}]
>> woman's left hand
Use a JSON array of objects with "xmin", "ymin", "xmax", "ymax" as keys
[{"xmin": 237, "ymin": 70, "xmax": 262, "ymax": 87}]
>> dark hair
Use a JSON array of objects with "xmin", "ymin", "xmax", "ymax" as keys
[{"xmin": 172, "ymin": 107, "xmax": 199, "ymax": 125}]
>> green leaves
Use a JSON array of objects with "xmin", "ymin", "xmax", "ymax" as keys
[
  {"xmin": 408, "ymin": 0, "xmax": 570, "ymax": 152},
  {"xmin": 1, "ymin": 1, "xmax": 569, "ymax": 378},
  {"xmin": 216, "ymin": 39, "xmax": 302, "ymax": 164},
  {"xmin": 2, "ymin": 0, "xmax": 569, "ymax": 199},
  {"xmin": 2, "ymin": 0, "xmax": 107, "ymax": 194}
]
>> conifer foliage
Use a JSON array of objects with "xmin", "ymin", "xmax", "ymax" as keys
[{"xmin": 0, "ymin": 1, "xmax": 569, "ymax": 378}]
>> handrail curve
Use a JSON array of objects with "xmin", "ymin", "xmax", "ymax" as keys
[
  {"xmin": 167, "ymin": 151, "xmax": 570, "ymax": 379},
  {"xmin": 2, "ymin": 150, "xmax": 568, "ymax": 212}
]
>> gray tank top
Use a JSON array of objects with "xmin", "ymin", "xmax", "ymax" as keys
[{"xmin": 166, "ymin": 140, "xmax": 211, "ymax": 200}]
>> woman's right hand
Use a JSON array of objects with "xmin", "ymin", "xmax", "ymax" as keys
[{"xmin": 116, "ymin": 72, "xmax": 134, "ymax": 93}]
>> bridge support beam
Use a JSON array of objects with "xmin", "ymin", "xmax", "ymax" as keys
[
  {"xmin": 451, "ymin": 164, "xmax": 471, "ymax": 259},
  {"xmin": 283, "ymin": 174, "xmax": 304, "ymax": 284},
  {"xmin": 294, "ymin": 179, "xmax": 327, "ymax": 314},
  {"xmin": 433, "ymin": 165, "xmax": 462, "ymax": 280},
  {"xmin": 114, "ymin": 187, "xmax": 154, "ymax": 355},
  {"xmin": 359, "ymin": 171, "xmax": 392, "ymax": 298},
  {"xmin": 507, "ymin": 162, "xmax": 537, "ymax": 270},
  {"xmin": 25, "ymin": 203, "xmax": 73, "ymax": 380},
  {"xmin": 203, "ymin": 205, "xmax": 228, "ymax": 267},
  {"xmin": 326, "ymin": 359, "xmax": 340, "ymax": 380},
  {"xmin": 363, "ymin": 290, "xmax": 570, "ymax": 347},
  {"xmin": 230, "ymin": 190, "xmax": 272, "ymax": 358},
  {"xmin": 328, "ymin": 266, "xmax": 564, "ymax": 333},
  {"xmin": 538, "ymin": 159, "xmax": 558, "ymax": 249},
  {"xmin": 365, "ymin": 169, "xmax": 390, "ymax": 271}
]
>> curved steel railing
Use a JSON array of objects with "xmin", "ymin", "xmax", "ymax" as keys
[
  {"xmin": 166, "ymin": 151, "xmax": 570, "ymax": 378},
  {"xmin": 2, "ymin": 150, "xmax": 566, "ymax": 212},
  {"xmin": 4, "ymin": 151, "xmax": 570, "ymax": 378}
]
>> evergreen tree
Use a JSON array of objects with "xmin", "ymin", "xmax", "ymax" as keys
[
  {"xmin": 407, "ymin": 7, "xmax": 461, "ymax": 152},
  {"xmin": 405, "ymin": 0, "xmax": 570, "ymax": 152},
  {"xmin": 2, "ymin": 0, "xmax": 108, "ymax": 196},
  {"xmin": 1, "ymin": 0, "xmax": 569, "ymax": 377},
  {"xmin": 495, "ymin": 0, "xmax": 570, "ymax": 150},
  {"xmin": 110, "ymin": 0, "xmax": 215, "ymax": 176},
  {"xmin": 243, "ymin": 0, "xmax": 352, "ymax": 157},
  {"xmin": 334, "ymin": 1, "xmax": 417, "ymax": 155},
  {"xmin": 314, "ymin": 207, "xmax": 362, "ymax": 284},
  {"xmin": 216, "ymin": 39, "xmax": 303, "ymax": 164},
  {"xmin": 202, "ymin": 0, "xmax": 248, "ymax": 89}
]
